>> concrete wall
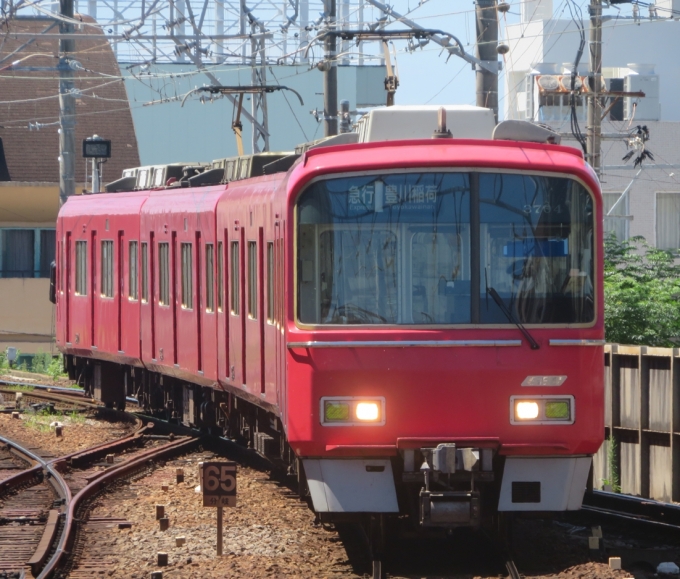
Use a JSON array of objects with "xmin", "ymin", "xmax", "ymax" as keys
[
  {"xmin": 0, "ymin": 278, "xmax": 55, "ymax": 355},
  {"xmin": 0, "ymin": 182, "xmax": 60, "ymax": 355}
]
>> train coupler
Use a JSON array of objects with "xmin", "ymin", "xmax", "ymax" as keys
[{"xmin": 419, "ymin": 490, "xmax": 481, "ymax": 528}]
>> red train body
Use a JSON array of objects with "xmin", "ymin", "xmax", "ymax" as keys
[{"xmin": 55, "ymin": 118, "xmax": 604, "ymax": 531}]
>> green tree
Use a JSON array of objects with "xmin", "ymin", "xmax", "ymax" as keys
[{"xmin": 604, "ymin": 234, "xmax": 680, "ymax": 346}]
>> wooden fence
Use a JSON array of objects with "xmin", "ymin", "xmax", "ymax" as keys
[{"xmin": 593, "ymin": 344, "xmax": 680, "ymax": 502}]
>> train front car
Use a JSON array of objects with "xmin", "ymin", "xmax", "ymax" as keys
[{"xmin": 285, "ymin": 127, "xmax": 603, "ymax": 533}]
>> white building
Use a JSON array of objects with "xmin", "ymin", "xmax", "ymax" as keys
[{"xmin": 504, "ymin": 0, "xmax": 680, "ymax": 249}]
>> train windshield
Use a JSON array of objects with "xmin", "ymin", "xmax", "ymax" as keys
[{"xmin": 297, "ymin": 172, "xmax": 594, "ymax": 325}]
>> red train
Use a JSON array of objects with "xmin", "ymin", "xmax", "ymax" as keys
[{"xmin": 54, "ymin": 107, "xmax": 604, "ymax": 557}]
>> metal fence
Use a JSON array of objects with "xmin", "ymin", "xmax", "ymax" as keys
[{"xmin": 593, "ymin": 344, "xmax": 680, "ymax": 502}]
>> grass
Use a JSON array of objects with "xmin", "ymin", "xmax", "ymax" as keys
[{"xmin": 3, "ymin": 384, "xmax": 36, "ymax": 393}]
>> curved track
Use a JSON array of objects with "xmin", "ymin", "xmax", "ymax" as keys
[{"xmin": 0, "ymin": 416, "xmax": 200, "ymax": 579}]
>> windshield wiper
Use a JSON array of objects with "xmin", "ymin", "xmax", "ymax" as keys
[{"xmin": 487, "ymin": 287, "xmax": 540, "ymax": 350}]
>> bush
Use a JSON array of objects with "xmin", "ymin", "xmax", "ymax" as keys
[
  {"xmin": 31, "ymin": 351, "xmax": 52, "ymax": 374},
  {"xmin": 604, "ymin": 234, "xmax": 680, "ymax": 347}
]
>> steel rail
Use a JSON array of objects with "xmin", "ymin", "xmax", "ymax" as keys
[
  {"xmin": 581, "ymin": 490, "xmax": 680, "ymax": 531},
  {"xmin": 0, "ymin": 378, "xmax": 140, "ymax": 405},
  {"xmin": 0, "ymin": 434, "xmax": 72, "ymax": 578},
  {"xmin": 38, "ymin": 435, "xmax": 201, "ymax": 578}
]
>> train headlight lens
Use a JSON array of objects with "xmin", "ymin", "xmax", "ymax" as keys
[
  {"xmin": 320, "ymin": 397, "xmax": 385, "ymax": 426},
  {"xmin": 324, "ymin": 401, "xmax": 350, "ymax": 422},
  {"xmin": 356, "ymin": 402, "xmax": 380, "ymax": 421},
  {"xmin": 545, "ymin": 400, "xmax": 570, "ymax": 420},
  {"xmin": 515, "ymin": 401, "xmax": 539, "ymax": 420}
]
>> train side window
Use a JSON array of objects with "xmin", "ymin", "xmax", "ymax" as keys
[
  {"xmin": 159, "ymin": 242, "xmax": 170, "ymax": 306},
  {"xmin": 181, "ymin": 242, "xmax": 193, "ymax": 309},
  {"xmin": 75, "ymin": 240, "xmax": 87, "ymax": 295},
  {"xmin": 267, "ymin": 242, "xmax": 274, "ymax": 323},
  {"xmin": 141, "ymin": 242, "xmax": 148, "ymax": 302},
  {"xmin": 230, "ymin": 241, "xmax": 239, "ymax": 315},
  {"xmin": 205, "ymin": 243, "xmax": 214, "ymax": 313},
  {"xmin": 101, "ymin": 240, "xmax": 114, "ymax": 298},
  {"xmin": 129, "ymin": 241, "xmax": 139, "ymax": 300},
  {"xmin": 248, "ymin": 241, "xmax": 257, "ymax": 319},
  {"xmin": 217, "ymin": 241, "xmax": 224, "ymax": 312}
]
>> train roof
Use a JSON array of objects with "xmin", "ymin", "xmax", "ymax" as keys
[{"xmin": 94, "ymin": 108, "xmax": 586, "ymax": 197}]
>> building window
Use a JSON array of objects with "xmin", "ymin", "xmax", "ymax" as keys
[
  {"xmin": 603, "ymin": 192, "xmax": 629, "ymax": 241},
  {"xmin": 129, "ymin": 241, "xmax": 138, "ymax": 300},
  {"xmin": 248, "ymin": 241, "xmax": 257, "ymax": 319},
  {"xmin": 159, "ymin": 242, "xmax": 170, "ymax": 305},
  {"xmin": 656, "ymin": 193, "xmax": 680, "ymax": 250},
  {"xmin": 181, "ymin": 242, "xmax": 193, "ymax": 309},
  {"xmin": 205, "ymin": 244, "xmax": 215, "ymax": 313},
  {"xmin": 141, "ymin": 242, "xmax": 148, "ymax": 302},
  {"xmin": 231, "ymin": 241, "xmax": 239, "ymax": 315},
  {"xmin": 0, "ymin": 228, "xmax": 55, "ymax": 278},
  {"xmin": 39, "ymin": 230, "xmax": 56, "ymax": 277},
  {"xmin": 75, "ymin": 240, "xmax": 87, "ymax": 295},
  {"xmin": 267, "ymin": 242, "xmax": 274, "ymax": 323},
  {"xmin": 101, "ymin": 240, "xmax": 114, "ymax": 298},
  {"xmin": 217, "ymin": 241, "xmax": 224, "ymax": 312}
]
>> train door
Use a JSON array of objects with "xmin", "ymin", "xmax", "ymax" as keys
[
  {"xmin": 117, "ymin": 230, "xmax": 123, "ymax": 352},
  {"xmin": 172, "ymin": 231, "xmax": 178, "ymax": 365},
  {"xmin": 150, "ymin": 232, "xmax": 156, "ymax": 360},
  {"xmin": 227, "ymin": 227, "xmax": 244, "ymax": 386},
  {"xmin": 65, "ymin": 232, "xmax": 71, "ymax": 343},
  {"xmin": 245, "ymin": 226, "xmax": 263, "ymax": 393},
  {"xmin": 240, "ymin": 229, "xmax": 246, "ymax": 384},
  {"xmin": 276, "ymin": 223, "xmax": 287, "ymax": 425},
  {"xmin": 90, "ymin": 230, "xmax": 97, "ymax": 347},
  {"xmin": 195, "ymin": 231, "xmax": 203, "ymax": 373}
]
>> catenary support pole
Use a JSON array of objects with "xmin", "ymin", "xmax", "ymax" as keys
[
  {"xmin": 323, "ymin": 0, "xmax": 338, "ymax": 137},
  {"xmin": 475, "ymin": 0, "xmax": 499, "ymax": 122},
  {"xmin": 59, "ymin": 0, "xmax": 75, "ymax": 205},
  {"xmin": 587, "ymin": 0, "xmax": 602, "ymax": 177}
]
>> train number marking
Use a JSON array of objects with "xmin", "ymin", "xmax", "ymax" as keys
[
  {"xmin": 202, "ymin": 461, "xmax": 237, "ymax": 507},
  {"xmin": 521, "ymin": 375, "xmax": 567, "ymax": 387}
]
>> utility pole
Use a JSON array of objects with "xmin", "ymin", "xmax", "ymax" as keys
[
  {"xmin": 323, "ymin": 0, "xmax": 338, "ymax": 137},
  {"xmin": 587, "ymin": 0, "xmax": 602, "ymax": 177},
  {"xmin": 59, "ymin": 0, "xmax": 76, "ymax": 205},
  {"xmin": 475, "ymin": 0, "xmax": 499, "ymax": 122}
]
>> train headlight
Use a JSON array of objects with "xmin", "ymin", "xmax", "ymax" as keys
[
  {"xmin": 356, "ymin": 401, "xmax": 380, "ymax": 421},
  {"xmin": 515, "ymin": 401, "xmax": 539, "ymax": 420},
  {"xmin": 510, "ymin": 396, "xmax": 574, "ymax": 425},
  {"xmin": 320, "ymin": 397, "xmax": 385, "ymax": 426}
]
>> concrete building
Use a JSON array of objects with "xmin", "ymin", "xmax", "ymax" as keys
[
  {"xmin": 0, "ymin": 17, "xmax": 140, "ymax": 356},
  {"xmin": 121, "ymin": 64, "xmax": 387, "ymax": 166},
  {"xmin": 504, "ymin": 0, "xmax": 680, "ymax": 248}
]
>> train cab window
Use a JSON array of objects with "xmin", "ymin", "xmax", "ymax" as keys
[
  {"xmin": 101, "ymin": 240, "xmax": 114, "ymax": 298},
  {"xmin": 75, "ymin": 240, "xmax": 87, "ymax": 295},
  {"xmin": 266, "ymin": 242, "xmax": 274, "ymax": 323},
  {"xmin": 297, "ymin": 172, "xmax": 594, "ymax": 325},
  {"xmin": 129, "ymin": 241, "xmax": 138, "ymax": 300},
  {"xmin": 205, "ymin": 244, "xmax": 215, "ymax": 313},
  {"xmin": 181, "ymin": 242, "xmax": 193, "ymax": 309},
  {"xmin": 248, "ymin": 241, "xmax": 257, "ymax": 319},
  {"xmin": 217, "ymin": 241, "xmax": 224, "ymax": 312},
  {"xmin": 141, "ymin": 242, "xmax": 149, "ymax": 302},
  {"xmin": 159, "ymin": 242, "xmax": 170, "ymax": 306},
  {"xmin": 230, "ymin": 241, "xmax": 239, "ymax": 315}
]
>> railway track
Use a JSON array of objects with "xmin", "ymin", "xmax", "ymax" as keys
[
  {"xmin": 582, "ymin": 489, "xmax": 680, "ymax": 531},
  {"xmin": 0, "ymin": 416, "xmax": 201, "ymax": 579}
]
